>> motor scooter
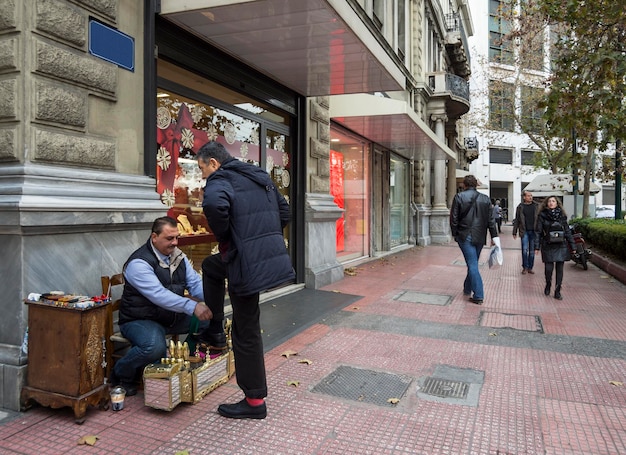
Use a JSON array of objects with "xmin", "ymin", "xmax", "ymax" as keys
[{"xmin": 570, "ymin": 223, "xmax": 592, "ymax": 270}]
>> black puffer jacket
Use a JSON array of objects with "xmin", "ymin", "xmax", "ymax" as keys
[
  {"xmin": 535, "ymin": 207, "xmax": 576, "ymax": 263},
  {"xmin": 450, "ymin": 188, "xmax": 498, "ymax": 245},
  {"xmin": 202, "ymin": 157, "xmax": 295, "ymax": 296}
]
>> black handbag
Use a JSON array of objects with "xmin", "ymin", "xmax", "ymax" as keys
[{"xmin": 548, "ymin": 221, "xmax": 565, "ymax": 244}]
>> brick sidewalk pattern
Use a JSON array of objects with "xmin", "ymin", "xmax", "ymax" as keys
[{"xmin": 1, "ymin": 224, "xmax": 625, "ymax": 454}]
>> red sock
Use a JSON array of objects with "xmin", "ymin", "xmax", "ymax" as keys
[{"xmin": 246, "ymin": 397, "xmax": 264, "ymax": 407}]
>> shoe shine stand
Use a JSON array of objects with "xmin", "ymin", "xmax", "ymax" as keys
[{"xmin": 143, "ymin": 321, "xmax": 235, "ymax": 411}]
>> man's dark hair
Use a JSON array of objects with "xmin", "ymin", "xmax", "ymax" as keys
[
  {"xmin": 463, "ymin": 175, "xmax": 478, "ymax": 188},
  {"xmin": 152, "ymin": 216, "xmax": 177, "ymax": 234},
  {"xmin": 196, "ymin": 141, "xmax": 231, "ymax": 164}
]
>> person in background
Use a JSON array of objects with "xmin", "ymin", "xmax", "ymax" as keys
[
  {"xmin": 492, "ymin": 199, "xmax": 503, "ymax": 233},
  {"xmin": 112, "ymin": 216, "xmax": 213, "ymax": 396},
  {"xmin": 535, "ymin": 195, "xmax": 576, "ymax": 300},
  {"xmin": 196, "ymin": 141, "xmax": 295, "ymax": 420},
  {"xmin": 513, "ymin": 190, "xmax": 539, "ymax": 275},
  {"xmin": 450, "ymin": 175, "xmax": 499, "ymax": 305}
]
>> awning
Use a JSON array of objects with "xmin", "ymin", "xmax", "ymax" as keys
[
  {"xmin": 329, "ymin": 94, "xmax": 456, "ymax": 161},
  {"xmin": 160, "ymin": 0, "xmax": 405, "ymax": 97},
  {"xmin": 524, "ymin": 174, "xmax": 602, "ymax": 196}
]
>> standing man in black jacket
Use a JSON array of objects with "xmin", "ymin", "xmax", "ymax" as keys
[
  {"xmin": 512, "ymin": 190, "xmax": 540, "ymax": 274},
  {"xmin": 450, "ymin": 175, "xmax": 499, "ymax": 305},
  {"xmin": 197, "ymin": 141, "xmax": 295, "ymax": 419}
]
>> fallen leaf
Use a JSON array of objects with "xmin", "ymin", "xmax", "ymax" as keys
[
  {"xmin": 357, "ymin": 394, "xmax": 365, "ymax": 401},
  {"xmin": 352, "ymin": 306, "xmax": 360, "ymax": 310},
  {"xmin": 489, "ymin": 332, "xmax": 498, "ymax": 337},
  {"xmin": 298, "ymin": 359, "xmax": 313, "ymax": 365},
  {"xmin": 344, "ymin": 267, "xmax": 358, "ymax": 276},
  {"xmin": 272, "ymin": 304, "xmax": 277, "ymax": 307},
  {"xmin": 281, "ymin": 350, "xmax": 298, "ymax": 358},
  {"xmin": 387, "ymin": 397, "xmax": 400, "ymax": 404},
  {"xmin": 287, "ymin": 380, "xmax": 300, "ymax": 387},
  {"xmin": 77, "ymin": 435, "xmax": 99, "ymax": 446},
  {"xmin": 175, "ymin": 451, "xmax": 190, "ymax": 455},
  {"xmin": 609, "ymin": 381, "xmax": 623, "ymax": 386}
]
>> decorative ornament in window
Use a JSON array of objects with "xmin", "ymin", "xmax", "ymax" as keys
[
  {"xmin": 274, "ymin": 136, "xmax": 285, "ymax": 152},
  {"xmin": 266, "ymin": 155, "xmax": 274, "ymax": 171},
  {"xmin": 157, "ymin": 107, "xmax": 172, "ymax": 130},
  {"xmin": 207, "ymin": 124, "xmax": 218, "ymax": 142},
  {"xmin": 160, "ymin": 188, "xmax": 175, "ymax": 207},
  {"xmin": 281, "ymin": 169, "xmax": 290, "ymax": 188},
  {"xmin": 224, "ymin": 122, "xmax": 236, "ymax": 144},
  {"xmin": 282, "ymin": 153, "xmax": 289, "ymax": 167},
  {"xmin": 157, "ymin": 147, "xmax": 171, "ymax": 171},
  {"xmin": 250, "ymin": 130, "xmax": 259, "ymax": 145},
  {"xmin": 240, "ymin": 143, "xmax": 249, "ymax": 158},
  {"xmin": 180, "ymin": 128, "xmax": 195, "ymax": 149}
]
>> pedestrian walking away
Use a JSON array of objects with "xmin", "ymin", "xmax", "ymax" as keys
[
  {"xmin": 492, "ymin": 199, "xmax": 503, "ymax": 233},
  {"xmin": 450, "ymin": 175, "xmax": 499, "ymax": 305},
  {"xmin": 535, "ymin": 195, "xmax": 576, "ymax": 300},
  {"xmin": 512, "ymin": 190, "xmax": 539, "ymax": 275},
  {"xmin": 111, "ymin": 217, "xmax": 214, "ymax": 396},
  {"xmin": 196, "ymin": 141, "xmax": 295, "ymax": 420}
]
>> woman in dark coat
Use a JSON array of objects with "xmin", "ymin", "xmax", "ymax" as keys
[{"xmin": 534, "ymin": 195, "xmax": 576, "ymax": 300}]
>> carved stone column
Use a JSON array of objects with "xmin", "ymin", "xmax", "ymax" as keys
[{"xmin": 430, "ymin": 114, "xmax": 451, "ymax": 243}]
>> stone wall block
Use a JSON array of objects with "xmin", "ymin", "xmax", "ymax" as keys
[
  {"xmin": 34, "ymin": 128, "xmax": 115, "ymax": 169},
  {"xmin": 75, "ymin": 0, "xmax": 117, "ymax": 22},
  {"xmin": 310, "ymin": 137, "xmax": 329, "ymax": 160},
  {"xmin": 310, "ymin": 99, "xmax": 329, "ymax": 124},
  {"xmin": 318, "ymin": 121, "xmax": 330, "ymax": 144},
  {"xmin": 35, "ymin": 80, "xmax": 86, "ymax": 127},
  {"xmin": 0, "ymin": 128, "xmax": 17, "ymax": 161},
  {"xmin": 0, "ymin": 78, "xmax": 16, "ymax": 119},
  {"xmin": 36, "ymin": 0, "xmax": 87, "ymax": 48},
  {"xmin": 0, "ymin": 38, "xmax": 18, "ymax": 72},
  {"xmin": 317, "ymin": 96, "xmax": 329, "ymax": 109},
  {"xmin": 36, "ymin": 40, "xmax": 116, "ymax": 96},
  {"xmin": 0, "ymin": 0, "xmax": 17, "ymax": 32},
  {"xmin": 318, "ymin": 157, "xmax": 330, "ymax": 178},
  {"xmin": 310, "ymin": 175, "xmax": 329, "ymax": 194}
]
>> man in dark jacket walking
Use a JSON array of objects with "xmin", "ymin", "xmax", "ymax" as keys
[
  {"xmin": 450, "ymin": 175, "xmax": 499, "ymax": 304},
  {"xmin": 196, "ymin": 141, "xmax": 295, "ymax": 419},
  {"xmin": 512, "ymin": 190, "xmax": 539, "ymax": 274}
]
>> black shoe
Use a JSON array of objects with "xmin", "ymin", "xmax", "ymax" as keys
[
  {"xmin": 469, "ymin": 297, "xmax": 483, "ymax": 305},
  {"xmin": 218, "ymin": 399, "xmax": 267, "ymax": 419},
  {"xmin": 198, "ymin": 331, "xmax": 227, "ymax": 349},
  {"xmin": 554, "ymin": 292, "xmax": 563, "ymax": 300},
  {"xmin": 544, "ymin": 284, "xmax": 551, "ymax": 296}
]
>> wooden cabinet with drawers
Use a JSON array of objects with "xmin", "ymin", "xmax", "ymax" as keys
[{"xmin": 21, "ymin": 301, "xmax": 110, "ymax": 423}]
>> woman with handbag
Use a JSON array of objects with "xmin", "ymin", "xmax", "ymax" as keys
[{"xmin": 534, "ymin": 195, "xmax": 576, "ymax": 300}]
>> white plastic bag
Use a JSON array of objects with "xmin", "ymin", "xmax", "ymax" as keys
[{"xmin": 488, "ymin": 237, "xmax": 503, "ymax": 268}]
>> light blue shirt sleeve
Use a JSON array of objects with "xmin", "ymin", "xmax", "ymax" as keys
[{"xmin": 124, "ymin": 257, "xmax": 202, "ymax": 316}]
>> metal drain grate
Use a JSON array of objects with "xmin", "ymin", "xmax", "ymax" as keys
[
  {"xmin": 421, "ymin": 377, "xmax": 469, "ymax": 399},
  {"xmin": 311, "ymin": 365, "xmax": 412, "ymax": 407}
]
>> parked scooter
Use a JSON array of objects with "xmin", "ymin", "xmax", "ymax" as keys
[{"xmin": 570, "ymin": 223, "xmax": 592, "ymax": 270}]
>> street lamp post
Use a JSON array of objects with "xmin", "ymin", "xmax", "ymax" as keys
[{"xmin": 616, "ymin": 139, "xmax": 622, "ymax": 220}]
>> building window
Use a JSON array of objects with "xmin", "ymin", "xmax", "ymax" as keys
[
  {"xmin": 389, "ymin": 154, "xmax": 409, "ymax": 247},
  {"xmin": 521, "ymin": 149, "xmax": 539, "ymax": 165},
  {"xmin": 373, "ymin": 0, "xmax": 384, "ymax": 31},
  {"xmin": 489, "ymin": 81, "xmax": 515, "ymax": 132},
  {"xmin": 521, "ymin": 86, "xmax": 545, "ymax": 133},
  {"xmin": 489, "ymin": 147, "xmax": 513, "ymax": 164},
  {"xmin": 489, "ymin": 0, "xmax": 513, "ymax": 64},
  {"xmin": 520, "ymin": 27, "xmax": 545, "ymax": 71},
  {"xmin": 397, "ymin": 0, "xmax": 406, "ymax": 61}
]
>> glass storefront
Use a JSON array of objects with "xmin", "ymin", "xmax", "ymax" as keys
[
  {"xmin": 329, "ymin": 126, "xmax": 371, "ymax": 262},
  {"xmin": 156, "ymin": 60, "xmax": 293, "ymax": 270},
  {"xmin": 390, "ymin": 154, "xmax": 409, "ymax": 248}
]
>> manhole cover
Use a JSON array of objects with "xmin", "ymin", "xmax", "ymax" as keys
[
  {"xmin": 421, "ymin": 377, "xmax": 469, "ymax": 399},
  {"xmin": 479, "ymin": 312, "xmax": 543, "ymax": 333},
  {"xmin": 394, "ymin": 291, "xmax": 452, "ymax": 306},
  {"xmin": 311, "ymin": 365, "xmax": 412, "ymax": 407}
]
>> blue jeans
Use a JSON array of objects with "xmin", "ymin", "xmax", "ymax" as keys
[
  {"xmin": 116, "ymin": 315, "xmax": 209, "ymax": 384},
  {"xmin": 457, "ymin": 235, "xmax": 484, "ymax": 300},
  {"xmin": 521, "ymin": 231, "xmax": 536, "ymax": 270}
]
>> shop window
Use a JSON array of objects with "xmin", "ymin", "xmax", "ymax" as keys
[
  {"xmin": 330, "ymin": 127, "xmax": 370, "ymax": 262},
  {"xmin": 155, "ymin": 84, "xmax": 292, "ymax": 269}
]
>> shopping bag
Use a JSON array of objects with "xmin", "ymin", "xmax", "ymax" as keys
[{"xmin": 488, "ymin": 237, "xmax": 503, "ymax": 268}]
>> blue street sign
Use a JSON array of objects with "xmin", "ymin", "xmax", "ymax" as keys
[{"xmin": 89, "ymin": 20, "xmax": 134, "ymax": 72}]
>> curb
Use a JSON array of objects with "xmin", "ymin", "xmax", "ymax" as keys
[{"xmin": 591, "ymin": 253, "xmax": 626, "ymax": 285}]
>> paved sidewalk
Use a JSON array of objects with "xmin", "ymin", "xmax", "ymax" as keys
[{"xmin": 1, "ymin": 223, "xmax": 625, "ymax": 454}]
